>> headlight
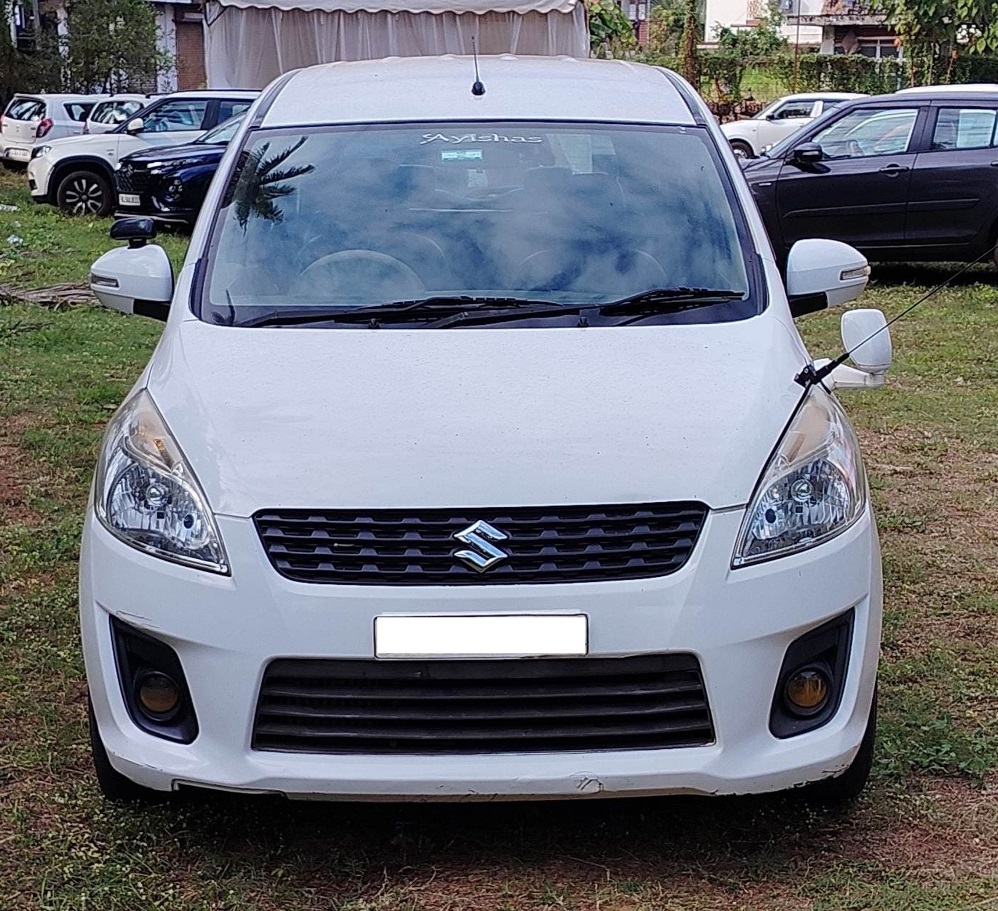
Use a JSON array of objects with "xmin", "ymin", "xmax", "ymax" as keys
[
  {"xmin": 32, "ymin": 145, "xmax": 51, "ymax": 159},
  {"xmin": 94, "ymin": 389, "xmax": 229, "ymax": 574},
  {"xmin": 732, "ymin": 389, "xmax": 866, "ymax": 567}
]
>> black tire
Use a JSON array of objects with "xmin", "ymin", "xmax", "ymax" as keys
[
  {"xmin": 56, "ymin": 169, "xmax": 112, "ymax": 217},
  {"xmin": 800, "ymin": 689, "xmax": 877, "ymax": 806},
  {"xmin": 729, "ymin": 139, "xmax": 754, "ymax": 160},
  {"xmin": 88, "ymin": 695, "xmax": 166, "ymax": 803}
]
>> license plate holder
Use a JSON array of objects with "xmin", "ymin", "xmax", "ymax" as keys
[
  {"xmin": 118, "ymin": 193, "xmax": 141, "ymax": 206},
  {"xmin": 6, "ymin": 148, "xmax": 29, "ymax": 161},
  {"xmin": 374, "ymin": 614, "xmax": 588, "ymax": 659}
]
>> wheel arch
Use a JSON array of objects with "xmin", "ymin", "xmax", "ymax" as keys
[{"xmin": 50, "ymin": 156, "xmax": 116, "ymax": 194}]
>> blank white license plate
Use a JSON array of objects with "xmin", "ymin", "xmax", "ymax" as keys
[
  {"xmin": 118, "ymin": 193, "xmax": 141, "ymax": 206},
  {"xmin": 374, "ymin": 614, "xmax": 588, "ymax": 659},
  {"xmin": 6, "ymin": 148, "xmax": 29, "ymax": 161}
]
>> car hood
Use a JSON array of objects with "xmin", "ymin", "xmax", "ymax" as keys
[
  {"xmin": 146, "ymin": 316, "xmax": 808, "ymax": 517},
  {"xmin": 121, "ymin": 142, "xmax": 225, "ymax": 166}
]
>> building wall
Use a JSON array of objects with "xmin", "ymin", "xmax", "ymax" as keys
[{"xmin": 154, "ymin": 1, "xmax": 206, "ymax": 92}]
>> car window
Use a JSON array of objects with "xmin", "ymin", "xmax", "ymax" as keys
[
  {"xmin": 4, "ymin": 98, "xmax": 44, "ymax": 120},
  {"xmin": 772, "ymin": 100, "xmax": 816, "ymax": 120},
  {"xmin": 195, "ymin": 114, "xmax": 244, "ymax": 145},
  {"xmin": 813, "ymin": 108, "xmax": 918, "ymax": 159},
  {"xmin": 91, "ymin": 99, "xmax": 144, "ymax": 125},
  {"xmin": 931, "ymin": 107, "xmax": 998, "ymax": 150},
  {"xmin": 217, "ymin": 100, "xmax": 253, "ymax": 123},
  {"xmin": 205, "ymin": 121, "xmax": 757, "ymax": 327},
  {"xmin": 141, "ymin": 99, "xmax": 209, "ymax": 132},
  {"xmin": 64, "ymin": 102, "xmax": 93, "ymax": 121}
]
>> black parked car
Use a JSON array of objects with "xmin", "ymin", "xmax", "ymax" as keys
[
  {"xmin": 742, "ymin": 90, "xmax": 998, "ymax": 268},
  {"xmin": 114, "ymin": 114, "xmax": 244, "ymax": 228}
]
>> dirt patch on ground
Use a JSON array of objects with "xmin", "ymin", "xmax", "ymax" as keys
[
  {"xmin": 0, "ymin": 437, "xmax": 42, "ymax": 525},
  {"xmin": 838, "ymin": 779, "xmax": 998, "ymax": 880}
]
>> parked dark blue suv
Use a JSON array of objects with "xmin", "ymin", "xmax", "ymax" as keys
[{"xmin": 114, "ymin": 114, "xmax": 244, "ymax": 228}]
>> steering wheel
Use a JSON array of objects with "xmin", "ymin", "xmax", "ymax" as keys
[{"xmin": 291, "ymin": 250, "xmax": 425, "ymax": 301}]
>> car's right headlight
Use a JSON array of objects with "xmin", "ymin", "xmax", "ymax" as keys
[
  {"xmin": 94, "ymin": 389, "xmax": 229, "ymax": 574},
  {"xmin": 732, "ymin": 389, "xmax": 866, "ymax": 567}
]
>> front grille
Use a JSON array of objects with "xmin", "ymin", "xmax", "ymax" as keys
[
  {"xmin": 253, "ymin": 655, "xmax": 714, "ymax": 754},
  {"xmin": 254, "ymin": 503, "xmax": 708, "ymax": 585},
  {"xmin": 116, "ymin": 165, "xmax": 151, "ymax": 193}
]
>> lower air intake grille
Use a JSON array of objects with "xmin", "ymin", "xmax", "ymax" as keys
[{"xmin": 252, "ymin": 655, "xmax": 714, "ymax": 754}]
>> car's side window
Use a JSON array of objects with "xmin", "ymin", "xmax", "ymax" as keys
[
  {"xmin": 217, "ymin": 100, "xmax": 253, "ymax": 123},
  {"xmin": 930, "ymin": 107, "xmax": 998, "ymax": 151},
  {"xmin": 772, "ymin": 100, "xmax": 814, "ymax": 120},
  {"xmin": 64, "ymin": 102, "xmax": 93, "ymax": 122},
  {"xmin": 812, "ymin": 108, "xmax": 919, "ymax": 159},
  {"xmin": 141, "ymin": 100, "xmax": 209, "ymax": 132}
]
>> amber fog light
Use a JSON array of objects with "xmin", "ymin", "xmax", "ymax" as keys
[
  {"xmin": 136, "ymin": 671, "xmax": 181, "ymax": 718},
  {"xmin": 785, "ymin": 667, "xmax": 830, "ymax": 716}
]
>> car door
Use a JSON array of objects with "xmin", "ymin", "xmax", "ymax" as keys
[
  {"xmin": 130, "ymin": 97, "xmax": 212, "ymax": 151},
  {"xmin": 774, "ymin": 104, "xmax": 923, "ymax": 253},
  {"xmin": 905, "ymin": 103, "xmax": 998, "ymax": 252}
]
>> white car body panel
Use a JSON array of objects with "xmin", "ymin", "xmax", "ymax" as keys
[
  {"xmin": 1, "ymin": 93, "xmax": 105, "ymax": 162},
  {"xmin": 81, "ymin": 57, "xmax": 882, "ymax": 802}
]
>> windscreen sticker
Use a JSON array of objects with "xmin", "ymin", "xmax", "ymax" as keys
[
  {"xmin": 421, "ymin": 133, "xmax": 544, "ymax": 144},
  {"xmin": 441, "ymin": 149, "xmax": 484, "ymax": 161}
]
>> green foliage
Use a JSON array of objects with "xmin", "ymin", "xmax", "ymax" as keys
[
  {"xmin": 61, "ymin": 0, "xmax": 170, "ymax": 92},
  {"xmin": 586, "ymin": 0, "xmax": 636, "ymax": 56},
  {"xmin": 871, "ymin": 0, "xmax": 998, "ymax": 57}
]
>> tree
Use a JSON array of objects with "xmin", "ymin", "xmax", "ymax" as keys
[
  {"xmin": 871, "ymin": 0, "xmax": 998, "ymax": 57},
  {"xmin": 61, "ymin": 0, "xmax": 170, "ymax": 92}
]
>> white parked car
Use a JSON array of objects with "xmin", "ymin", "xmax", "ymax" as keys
[
  {"xmin": 721, "ymin": 92, "xmax": 866, "ymax": 159},
  {"xmin": 1, "ymin": 93, "xmax": 105, "ymax": 168},
  {"xmin": 83, "ymin": 94, "xmax": 155, "ymax": 135},
  {"xmin": 27, "ymin": 90, "xmax": 257, "ymax": 216},
  {"xmin": 84, "ymin": 55, "xmax": 888, "ymax": 806}
]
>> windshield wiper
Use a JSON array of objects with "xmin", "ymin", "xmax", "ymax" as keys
[
  {"xmin": 236, "ymin": 296, "xmax": 558, "ymax": 328},
  {"xmin": 597, "ymin": 288, "xmax": 745, "ymax": 317}
]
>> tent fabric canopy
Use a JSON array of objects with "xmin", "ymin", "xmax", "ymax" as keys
[
  {"xmin": 215, "ymin": 0, "xmax": 580, "ymax": 13},
  {"xmin": 204, "ymin": 0, "xmax": 589, "ymax": 89}
]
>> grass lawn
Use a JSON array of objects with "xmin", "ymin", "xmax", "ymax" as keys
[{"xmin": 2, "ymin": 167, "xmax": 997, "ymax": 910}]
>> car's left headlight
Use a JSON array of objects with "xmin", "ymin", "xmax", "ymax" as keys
[
  {"xmin": 732, "ymin": 389, "xmax": 866, "ymax": 567},
  {"xmin": 31, "ymin": 145, "xmax": 51, "ymax": 159},
  {"xmin": 94, "ymin": 389, "xmax": 229, "ymax": 574}
]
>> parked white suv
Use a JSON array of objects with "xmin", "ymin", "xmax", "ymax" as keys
[
  {"xmin": 721, "ymin": 92, "xmax": 866, "ymax": 159},
  {"xmin": 27, "ymin": 90, "xmax": 258, "ymax": 216},
  {"xmin": 85, "ymin": 56, "xmax": 888, "ymax": 805},
  {"xmin": 1, "ymin": 93, "xmax": 105, "ymax": 168}
]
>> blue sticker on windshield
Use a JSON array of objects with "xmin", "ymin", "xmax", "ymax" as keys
[{"xmin": 441, "ymin": 149, "xmax": 483, "ymax": 161}]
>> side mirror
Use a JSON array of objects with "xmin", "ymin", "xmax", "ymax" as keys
[
  {"xmin": 110, "ymin": 215, "xmax": 157, "ymax": 249},
  {"xmin": 841, "ymin": 308, "xmax": 892, "ymax": 374},
  {"xmin": 125, "ymin": 117, "xmax": 144, "ymax": 133},
  {"xmin": 89, "ymin": 227, "xmax": 173, "ymax": 320},
  {"xmin": 785, "ymin": 238, "xmax": 870, "ymax": 317},
  {"xmin": 789, "ymin": 142, "xmax": 823, "ymax": 167}
]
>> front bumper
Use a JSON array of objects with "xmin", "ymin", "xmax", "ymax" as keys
[
  {"xmin": 26, "ymin": 156, "xmax": 53, "ymax": 200},
  {"xmin": 80, "ymin": 507, "xmax": 882, "ymax": 800}
]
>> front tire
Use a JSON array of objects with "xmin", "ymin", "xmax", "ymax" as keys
[
  {"xmin": 88, "ymin": 695, "xmax": 166, "ymax": 803},
  {"xmin": 800, "ymin": 689, "xmax": 877, "ymax": 805},
  {"xmin": 56, "ymin": 169, "xmax": 112, "ymax": 217},
  {"xmin": 729, "ymin": 139, "xmax": 754, "ymax": 160}
]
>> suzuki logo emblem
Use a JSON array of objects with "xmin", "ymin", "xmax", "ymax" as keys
[{"xmin": 453, "ymin": 520, "xmax": 510, "ymax": 573}]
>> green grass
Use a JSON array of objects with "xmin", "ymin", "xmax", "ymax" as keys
[{"xmin": 1, "ymin": 167, "xmax": 997, "ymax": 909}]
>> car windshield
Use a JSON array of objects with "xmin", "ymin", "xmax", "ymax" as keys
[
  {"xmin": 196, "ymin": 114, "xmax": 244, "ymax": 145},
  {"xmin": 203, "ymin": 121, "xmax": 756, "ymax": 327}
]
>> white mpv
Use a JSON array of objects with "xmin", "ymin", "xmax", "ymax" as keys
[{"xmin": 84, "ymin": 56, "xmax": 890, "ymax": 805}]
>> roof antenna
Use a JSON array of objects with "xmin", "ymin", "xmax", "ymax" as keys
[{"xmin": 471, "ymin": 36, "xmax": 486, "ymax": 96}]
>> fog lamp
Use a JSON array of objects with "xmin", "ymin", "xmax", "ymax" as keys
[
  {"xmin": 136, "ymin": 671, "xmax": 181, "ymax": 717},
  {"xmin": 785, "ymin": 667, "xmax": 829, "ymax": 715}
]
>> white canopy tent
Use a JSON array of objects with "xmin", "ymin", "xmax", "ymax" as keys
[{"xmin": 203, "ymin": 0, "xmax": 590, "ymax": 89}]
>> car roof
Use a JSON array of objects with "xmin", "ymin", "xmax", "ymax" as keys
[
  {"xmin": 773, "ymin": 91, "xmax": 866, "ymax": 101},
  {"xmin": 153, "ymin": 90, "xmax": 259, "ymax": 100},
  {"xmin": 263, "ymin": 56, "xmax": 697, "ymax": 128},
  {"xmin": 896, "ymin": 83, "xmax": 998, "ymax": 94}
]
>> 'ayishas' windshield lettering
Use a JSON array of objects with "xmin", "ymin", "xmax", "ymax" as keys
[{"xmin": 420, "ymin": 133, "xmax": 543, "ymax": 144}]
